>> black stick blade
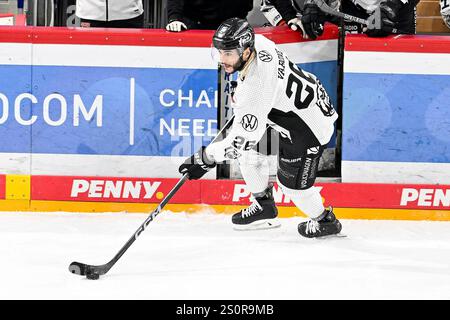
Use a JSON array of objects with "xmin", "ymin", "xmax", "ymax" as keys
[{"xmin": 69, "ymin": 261, "xmax": 88, "ymax": 276}]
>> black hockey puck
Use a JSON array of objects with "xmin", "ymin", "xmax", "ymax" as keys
[{"xmin": 86, "ymin": 273, "xmax": 100, "ymax": 280}]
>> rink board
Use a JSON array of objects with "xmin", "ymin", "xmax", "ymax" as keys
[
  {"xmin": 0, "ymin": 26, "xmax": 338, "ymax": 179},
  {"xmin": 0, "ymin": 174, "xmax": 4, "ymax": 198},
  {"xmin": 0, "ymin": 174, "xmax": 449, "ymax": 220},
  {"xmin": 343, "ymin": 35, "xmax": 450, "ymax": 184}
]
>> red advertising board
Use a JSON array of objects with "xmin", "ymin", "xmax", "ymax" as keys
[
  {"xmin": 30, "ymin": 175, "xmax": 450, "ymax": 211},
  {"xmin": 31, "ymin": 176, "xmax": 200, "ymax": 204},
  {"xmin": 345, "ymin": 34, "xmax": 450, "ymax": 53},
  {"xmin": 201, "ymin": 181, "xmax": 450, "ymax": 210},
  {"xmin": 0, "ymin": 25, "xmax": 338, "ymax": 47}
]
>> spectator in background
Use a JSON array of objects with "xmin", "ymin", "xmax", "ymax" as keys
[
  {"xmin": 260, "ymin": 0, "xmax": 309, "ymax": 37},
  {"xmin": 338, "ymin": 0, "xmax": 419, "ymax": 37},
  {"xmin": 261, "ymin": 0, "xmax": 420, "ymax": 39},
  {"xmin": 166, "ymin": 0, "xmax": 253, "ymax": 32},
  {"xmin": 76, "ymin": 0, "xmax": 144, "ymax": 28},
  {"xmin": 441, "ymin": 0, "xmax": 450, "ymax": 29}
]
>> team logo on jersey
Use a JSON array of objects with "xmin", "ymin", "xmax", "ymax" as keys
[
  {"xmin": 258, "ymin": 50, "xmax": 273, "ymax": 62},
  {"xmin": 316, "ymin": 81, "xmax": 335, "ymax": 117},
  {"xmin": 241, "ymin": 114, "xmax": 258, "ymax": 132}
]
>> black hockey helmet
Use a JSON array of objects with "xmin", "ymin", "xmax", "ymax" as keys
[{"xmin": 212, "ymin": 18, "xmax": 255, "ymax": 53}]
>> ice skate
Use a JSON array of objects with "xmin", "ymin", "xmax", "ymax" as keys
[
  {"xmin": 232, "ymin": 186, "xmax": 280, "ymax": 230},
  {"xmin": 298, "ymin": 207, "xmax": 342, "ymax": 238}
]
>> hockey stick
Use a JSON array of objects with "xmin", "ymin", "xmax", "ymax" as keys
[
  {"xmin": 312, "ymin": 0, "xmax": 405, "ymax": 34},
  {"xmin": 69, "ymin": 115, "xmax": 235, "ymax": 280}
]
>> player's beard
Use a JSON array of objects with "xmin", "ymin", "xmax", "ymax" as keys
[{"xmin": 223, "ymin": 56, "xmax": 246, "ymax": 74}]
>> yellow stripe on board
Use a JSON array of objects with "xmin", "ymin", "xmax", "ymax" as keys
[
  {"xmin": 0, "ymin": 200, "xmax": 449, "ymax": 221},
  {"xmin": 0, "ymin": 200, "xmax": 31, "ymax": 211}
]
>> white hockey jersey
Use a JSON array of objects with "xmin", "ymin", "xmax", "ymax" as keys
[
  {"xmin": 76, "ymin": 0, "xmax": 144, "ymax": 21},
  {"xmin": 441, "ymin": 0, "xmax": 450, "ymax": 29},
  {"xmin": 300, "ymin": 0, "xmax": 410, "ymax": 13},
  {"xmin": 206, "ymin": 35, "xmax": 338, "ymax": 163},
  {"xmin": 349, "ymin": 0, "xmax": 410, "ymax": 12}
]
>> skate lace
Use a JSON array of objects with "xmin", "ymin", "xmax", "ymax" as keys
[
  {"xmin": 242, "ymin": 201, "xmax": 262, "ymax": 218},
  {"xmin": 305, "ymin": 219, "xmax": 320, "ymax": 234}
]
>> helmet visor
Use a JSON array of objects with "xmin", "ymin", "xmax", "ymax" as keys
[{"xmin": 211, "ymin": 47, "xmax": 242, "ymax": 66}]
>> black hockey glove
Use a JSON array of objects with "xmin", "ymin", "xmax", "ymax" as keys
[
  {"xmin": 301, "ymin": 3, "xmax": 326, "ymax": 40},
  {"xmin": 179, "ymin": 146, "xmax": 216, "ymax": 180},
  {"xmin": 365, "ymin": 0, "xmax": 403, "ymax": 37}
]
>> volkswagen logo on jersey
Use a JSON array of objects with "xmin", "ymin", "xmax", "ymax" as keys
[
  {"xmin": 258, "ymin": 50, "xmax": 273, "ymax": 62},
  {"xmin": 241, "ymin": 114, "xmax": 258, "ymax": 132}
]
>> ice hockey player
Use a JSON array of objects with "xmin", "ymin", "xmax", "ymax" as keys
[{"xmin": 178, "ymin": 18, "xmax": 342, "ymax": 238}]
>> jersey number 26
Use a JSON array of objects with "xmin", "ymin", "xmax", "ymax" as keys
[{"xmin": 285, "ymin": 61, "xmax": 316, "ymax": 110}]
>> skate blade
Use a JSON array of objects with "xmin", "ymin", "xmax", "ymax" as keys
[
  {"xmin": 314, "ymin": 233, "xmax": 347, "ymax": 239},
  {"xmin": 233, "ymin": 219, "xmax": 281, "ymax": 231}
]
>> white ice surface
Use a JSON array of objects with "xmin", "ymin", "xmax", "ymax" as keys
[{"xmin": 1, "ymin": 210, "xmax": 450, "ymax": 300}]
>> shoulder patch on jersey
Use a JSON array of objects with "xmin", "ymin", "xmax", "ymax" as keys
[
  {"xmin": 258, "ymin": 50, "xmax": 273, "ymax": 62},
  {"xmin": 316, "ymin": 81, "xmax": 335, "ymax": 117},
  {"xmin": 241, "ymin": 114, "xmax": 258, "ymax": 132}
]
